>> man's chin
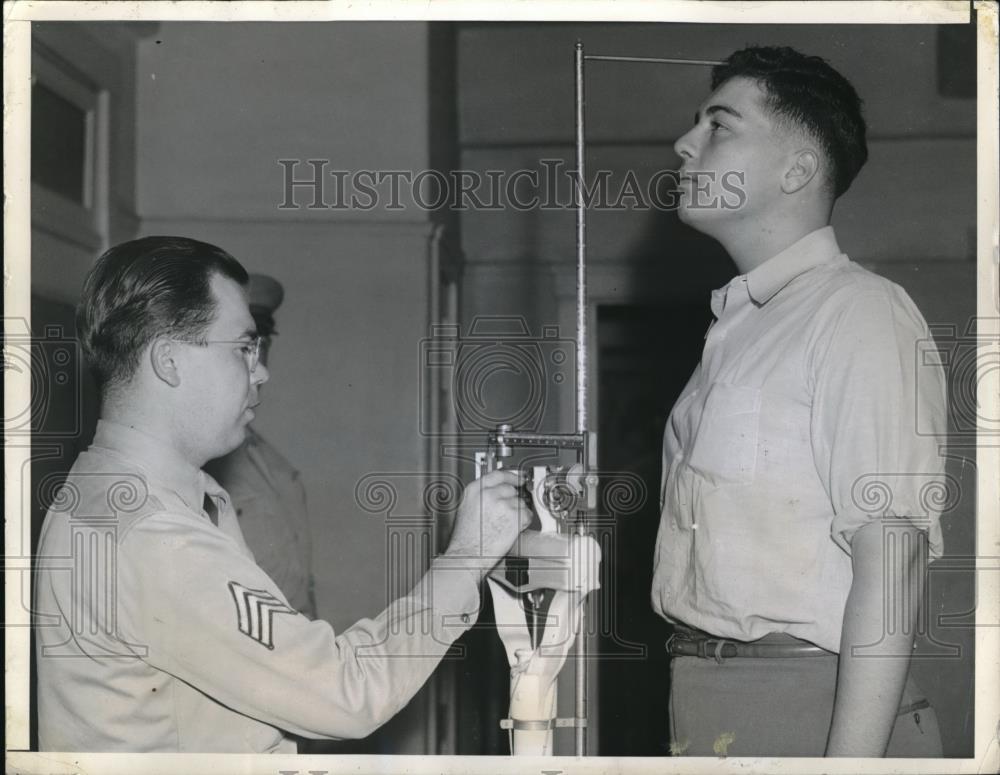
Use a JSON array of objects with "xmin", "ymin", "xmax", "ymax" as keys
[
  {"xmin": 677, "ymin": 202, "xmax": 712, "ymax": 228},
  {"xmin": 222, "ymin": 425, "xmax": 250, "ymax": 455},
  {"xmin": 677, "ymin": 198, "xmax": 735, "ymax": 233}
]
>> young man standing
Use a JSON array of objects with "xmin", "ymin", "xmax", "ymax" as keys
[{"xmin": 652, "ymin": 47, "xmax": 947, "ymax": 757}]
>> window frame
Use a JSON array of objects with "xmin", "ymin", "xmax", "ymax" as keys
[{"xmin": 31, "ymin": 43, "xmax": 109, "ymax": 251}]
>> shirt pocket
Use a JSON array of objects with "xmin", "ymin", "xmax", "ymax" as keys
[{"xmin": 686, "ymin": 382, "xmax": 761, "ymax": 485}]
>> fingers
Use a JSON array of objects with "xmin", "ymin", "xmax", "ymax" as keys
[
  {"xmin": 461, "ymin": 469, "xmax": 532, "ymax": 534},
  {"xmin": 490, "ymin": 488, "xmax": 533, "ymax": 534},
  {"xmin": 476, "ymin": 468, "xmax": 524, "ymax": 490},
  {"xmin": 517, "ymin": 503, "xmax": 533, "ymax": 531},
  {"xmin": 465, "ymin": 469, "xmax": 524, "ymax": 503}
]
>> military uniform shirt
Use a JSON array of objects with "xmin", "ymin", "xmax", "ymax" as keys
[
  {"xmin": 651, "ymin": 227, "xmax": 947, "ymax": 652},
  {"xmin": 205, "ymin": 428, "xmax": 316, "ymax": 617},
  {"xmin": 34, "ymin": 419, "xmax": 480, "ymax": 752}
]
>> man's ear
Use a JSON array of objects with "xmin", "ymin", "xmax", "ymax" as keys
[
  {"xmin": 149, "ymin": 338, "xmax": 182, "ymax": 387},
  {"xmin": 782, "ymin": 149, "xmax": 820, "ymax": 194}
]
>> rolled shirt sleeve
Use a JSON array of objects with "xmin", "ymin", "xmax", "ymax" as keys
[
  {"xmin": 808, "ymin": 286, "xmax": 947, "ymax": 558},
  {"xmin": 118, "ymin": 512, "xmax": 480, "ymax": 740}
]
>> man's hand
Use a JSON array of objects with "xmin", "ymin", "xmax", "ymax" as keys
[{"xmin": 443, "ymin": 470, "xmax": 531, "ymax": 579}]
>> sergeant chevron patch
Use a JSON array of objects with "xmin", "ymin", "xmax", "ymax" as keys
[{"xmin": 228, "ymin": 581, "xmax": 296, "ymax": 649}]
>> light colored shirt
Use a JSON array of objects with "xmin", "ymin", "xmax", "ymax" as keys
[
  {"xmin": 34, "ymin": 419, "xmax": 480, "ymax": 752},
  {"xmin": 205, "ymin": 428, "xmax": 315, "ymax": 617},
  {"xmin": 651, "ymin": 227, "xmax": 947, "ymax": 652}
]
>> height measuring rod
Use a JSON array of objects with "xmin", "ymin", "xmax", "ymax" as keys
[
  {"xmin": 569, "ymin": 41, "xmax": 723, "ymax": 756},
  {"xmin": 573, "ymin": 43, "xmax": 724, "ymax": 432}
]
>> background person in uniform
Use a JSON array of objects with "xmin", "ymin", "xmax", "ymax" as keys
[
  {"xmin": 651, "ymin": 47, "xmax": 947, "ymax": 757},
  {"xmin": 34, "ymin": 236, "xmax": 529, "ymax": 752},
  {"xmin": 206, "ymin": 273, "xmax": 316, "ymax": 617}
]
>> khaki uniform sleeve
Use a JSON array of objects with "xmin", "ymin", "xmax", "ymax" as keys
[{"xmin": 118, "ymin": 513, "xmax": 480, "ymax": 739}]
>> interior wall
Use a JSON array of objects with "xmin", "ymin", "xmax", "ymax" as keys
[{"xmin": 134, "ymin": 23, "xmax": 433, "ymax": 222}]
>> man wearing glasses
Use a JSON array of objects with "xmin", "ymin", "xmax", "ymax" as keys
[{"xmin": 34, "ymin": 236, "xmax": 528, "ymax": 752}]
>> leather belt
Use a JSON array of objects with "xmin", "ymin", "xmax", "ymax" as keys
[{"xmin": 666, "ymin": 627, "xmax": 833, "ymax": 661}]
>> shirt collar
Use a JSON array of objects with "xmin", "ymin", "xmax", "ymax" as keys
[
  {"xmin": 745, "ymin": 226, "xmax": 843, "ymax": 305},
  {"xmin": 91, "ymin": 419, "xmax": 206, "ymax": 513}
]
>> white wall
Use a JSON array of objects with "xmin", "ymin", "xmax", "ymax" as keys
[{"xmin": 135, "ymin": 22, "xmax": 432, "ymax": 221}]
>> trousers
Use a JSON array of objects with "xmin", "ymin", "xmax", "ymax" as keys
[{"xmin": 669, "ymin": 646, "xmax": 942, "ymax": 757}]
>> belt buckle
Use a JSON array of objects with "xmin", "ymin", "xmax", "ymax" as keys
[
  {"xmin": 665, "ymin": 630, "xmax": 733, "ymax": 662},
  {"xmin": 665, "ymin": 631, "xmax": 689, "ymax": 655}
]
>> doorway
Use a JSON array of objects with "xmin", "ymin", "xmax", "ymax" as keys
[{"xmin": 595, "ymin": 302, "xmax": 710, "ymax": 755}]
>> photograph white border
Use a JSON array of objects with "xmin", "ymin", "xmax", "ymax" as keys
[{"xmin": 4, "ymin": 2, "xmax": 997, "ymax": 774}]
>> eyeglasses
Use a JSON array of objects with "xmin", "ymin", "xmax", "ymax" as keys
[{"xmin": 174, "ymin": 336, "xmax": 264, "ymax": 373}]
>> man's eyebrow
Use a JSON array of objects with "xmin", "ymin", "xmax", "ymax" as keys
[
  {"xmin": 241, "ymin": 327, "xmax": 259, "ymax": 340},
  {"xmin": 694, "ymin": 104, "xmax": 744, "ymax": 124}
]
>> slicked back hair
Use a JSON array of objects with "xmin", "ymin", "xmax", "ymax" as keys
[
  {"xmin": 77, "ymin": 236, "xmax": 248, "ymax": 396},
  {"xmin": 711, "ymin": 46, "xmax": 868, "ymax": 199}
]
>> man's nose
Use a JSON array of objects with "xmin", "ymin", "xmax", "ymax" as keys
[
  {"xmin": 673, "ymin": 126, "xmax": 697, "ymax": 162},
  {"xmin": 251, "ymin": 362, "xmax": 269, "ymax": 386}
]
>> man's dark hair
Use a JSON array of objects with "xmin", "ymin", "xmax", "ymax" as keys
[
  {"xmin": 77, "ymin": 236, "xmax": 248, "ymax": 394},
  {"xmin": 712, "ymin": 46, "xmax": 868, "ymax": 198}
]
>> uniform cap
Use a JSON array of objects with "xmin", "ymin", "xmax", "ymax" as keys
[
  {"xmin": 248, "ymin": 273, "xmax": 284, "ymax": 313},
  {"xmin": 247, "ymin": 274, "xmax": 284, "ymax": 336}
]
